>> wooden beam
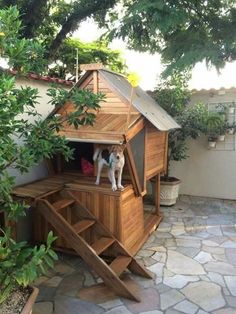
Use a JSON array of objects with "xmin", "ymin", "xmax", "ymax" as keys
[
  {"xmin": 93, "ymin": 70, "xmax": 98, "ymax": 94},
  {"xmin": 125, "ymin": 143, "xmax": 142, "ymax": 196},
  {"xmin": 154, "ymin": 174, "xmax": 160, "ymax": 215},
  {"xmin": 80, "ymin": 63, "xmax": 104, "ymax": 71}
]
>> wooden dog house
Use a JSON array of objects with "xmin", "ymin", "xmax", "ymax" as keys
[
  {"xmin": 12, "ymin": 64, "xmax": 179, "ymax": 301},
  {"xmin": 13, "ymin": 63, "xmax": 179, "ymax": 255}
]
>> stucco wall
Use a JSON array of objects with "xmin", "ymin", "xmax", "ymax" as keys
[
  {"xmin": 170, "ymin": 88, "xmax": 236, "ymax": 200},
  {"xmin": 12, "ymin": 77, "xmax": 69, "ymax": 186}
]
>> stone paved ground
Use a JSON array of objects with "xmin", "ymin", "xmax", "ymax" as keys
[{"xmin": 32, "ymin": 195, "xmax": 236, "ymax": 314}]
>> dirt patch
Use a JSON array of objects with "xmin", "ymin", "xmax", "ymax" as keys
[{"xmin": 0, "ymin": 286, "xmax": 32, "ymax": 314}]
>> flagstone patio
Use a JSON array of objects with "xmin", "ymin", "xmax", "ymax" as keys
[{"xmin": 32, "ymin": 195, "xmax": 236, "ymax": 314}]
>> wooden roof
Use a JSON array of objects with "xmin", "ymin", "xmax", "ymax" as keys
[
  {"xmin": 58, "ymin": 113, "xmax": 142, "ymax": 144},
  {"xmin": 77, "ymin": 69, "xmax": 180, "ymax": 131}
]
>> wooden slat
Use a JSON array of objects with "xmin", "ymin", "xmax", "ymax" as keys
[
  {"xmin": 72, "ymin": 219, "xmax": 95, "ymax": 234},
  {"xmin": 91, "ymin": 237, "xmax": 115, "ymax": 255},
  {"xmin": 109, "ymin": 255, "xmax": 132, "ymax": 276},
  {"xmin": 52, "ymin": 198, "xmax": 75, "ymax": 211}
]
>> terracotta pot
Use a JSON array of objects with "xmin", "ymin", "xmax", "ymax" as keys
[{"xmin": 21, "ymin": 286, "xmax": 39, "ymax": 314}]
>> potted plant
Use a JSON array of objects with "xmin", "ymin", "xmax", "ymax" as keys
[
  {"xmin": 0, "ymin": 7, "xmax": 103, "ymax": 313},
  {"xmin": 153, "ymin": 72, "xmax": 208, "ymax": 205},
  {"xmin": 205, "ymin": 112, "xmax": 226, "ymax": 148}
]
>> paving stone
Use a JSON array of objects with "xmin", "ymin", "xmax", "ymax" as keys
[
  {"xmin": 32, "ymin": 301, "xmax": 53, "ymax": 314},
  {"xmin": 156, "ymin": 283, "xmax": 171, "ymax": 293},
  {"xmin": 165, "ymin": 310, "xmax": 182, "ymax": 314},
  {"xmin": 54, "ymin": 295, "xmax": 104, "ymax": 314},
  {"xmin": 123, "ymin": 288, "xmax": 160, "ymax": 313},
  {"xmin": 165, "ymin": 239, "xmax": 177, "ymax": 247},
  {"xmin": 204, "ymin": 261, "xmax": 236, "ymax": 275},
  {"xmin": 213, "ymin": 309, "xmax": 236, "ymax": 314},
  {"xmin": 224, "ymin": 276, "xmax": 236, "ymax": 296},
  {"xmin": 158, "ymin": 222, "xmax": 172, "ymax": 232},
  {"xmin": 146, "ymin": 245, "xmax": 167, "ymax": 252},
  {"xmin": 207, "ymin": 226, "xmax": 223, "ymax": 236},
  {"xmin": 225, "ymin": 296, "xmax": 236, "ymax": 307},
  {"xmin": 84, "ymin": 271, "xmax": 96, "ymax": 286},
  {"xmin": 137, "ymin": 250, "xmax": 155, "ymax": 258},
  {"xmin": 170, "ymin": 226, "xmax": 186, "ymax": 236},
  {"xmin": 155, "ymin": 232, "xmax": 173, "ymax": 239},
  {"xmin": 152, "ymin": 251, "xmax": 166, "ymax": 263},
  {"xmin": 56, "ymin": 273, "xmax": 84, "ymax": 297},
  {"xmin": 175, "ymin": 246, "xmax": 200, "ymax": 258},
  {"xmin": 54, "ymin": 263, "xmax": 75, "ymax": 276},
  {"xmin": 213, "ymin": 254, "xmax": 228, "ymax": 262},
  {"xmin": 36, "ymin": 286, "xmax": 56, "ymax": 302},
  {"xmin": 139, "ymin": 311, "xmax": 163, "ymax": 314},
  {"xmin": 99, "ymin": 299, "xmax": 123, "ymax": 310},
  {"xmin": 147, "ymin": 262, "xmax": 164, "ymax": 277},
  {"xmin": 194, "ymin": 251, "xmax": 214, "ymax": 264},
  {"xmin": 166, "ymin": 250, "xmax": 205, "ymax": 275},
  {"xmin": 220, "ymin": 241, "xmax": 236, "ymax": 248},
  {"xmin": 163, "ymin": 275, "xmax": 199, "ymax": 289},
  {"xmin": 33, "ymin": 276, "xmax": 49, "ymax": 286},
  {"xmin": 202, "ymin": 245, "xmax": 225, "ymax": 255},
  {"xmin": 160, "ymin": 289, "xmax": 185, "ymax": 310},
  {"xmin": 225, "ymin": 249, "xmax": 236, "ymax": 266},
  {"xmin": 44, "ymin": 276, "xmax": 62, "ymax": 287},
  {"xmin": 207, "ymin": 272, "xmax": 226, "ymax": 287},
  {"xmin": 197, "ymin": 310, "xmax": 208, "ymax": 314},
  {"xmin": 202, "ymin": 240, "xmax": 219, "ymax": 247},
  {"xmin": 174, "ymin": 300, "xmax": 198, "ymax": 314},
  {"xmin": 181, "ymin": 281, "xmax": 225, "ymax": 312},
  {"xmin": 143, "ymin": 257, "xmax": 158, "ymax": 267},
  {"xmin": 176, "ymin": 239, "xmax": 201, "ymax": 248}
]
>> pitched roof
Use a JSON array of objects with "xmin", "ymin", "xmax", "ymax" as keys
[{"xmin": 79, "ymin": 69, "xmax": 179, "ymax": 131}]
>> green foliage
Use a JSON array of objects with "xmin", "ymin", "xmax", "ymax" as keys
[
  {"xmin": 49, "ymin": 38, "xmax": 127, "ymax": 78},
  {"xmin": 154, "ymin": 72, "xmax": 208, "ymax": 176},
  {"xmin": 0, "ymin": 6, "xmax": 103, "ymax": 303},
  {"xmin": 0, "ymin": 231, "xmax": 58, "ymax": 304},
  {"xmin": 107, "ymin": 0, "xmax": 236, "ymax": 76}
]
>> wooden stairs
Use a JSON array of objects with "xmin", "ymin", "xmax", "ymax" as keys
[{"xmin": 36, "ymin": 189, "xmax": 153, "ymax": 302}]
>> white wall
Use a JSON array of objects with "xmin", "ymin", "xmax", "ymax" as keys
[
  {"xmin": 170, "ymin": 88, "xmax": 236, "ymax": 200},
  {"xmin": 12, "ymin": 77, "xmax": 69, "ymax": 186}
]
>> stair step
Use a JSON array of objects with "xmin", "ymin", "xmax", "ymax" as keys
[
  {"xmin": 110, "ymin": 255, "xmax": 132, "ymax": 276},
  {"xmin": 52, "ymin": 198, "xmax": 75, "ymax": 211},
  {"xmin": 72, "ymin": 219, "xmax": 95, "ymax": 234},
  {"xmin": 91, "ymin": 237, "xmax": 115, "ymax": 255}
]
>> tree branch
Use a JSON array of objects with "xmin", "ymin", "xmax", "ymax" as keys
[{"xmin": 47, "ymin": 0, "xmax": 116, "ymax": 59}]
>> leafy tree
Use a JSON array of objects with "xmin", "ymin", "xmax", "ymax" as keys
[
  {"xmin": 154, "ymin": 72, "xmax": 208, "ymax": 178},
  {"xmin": 0, "ymin": 6, "xmax": 103, "ymax": 305},
  {"xmin": 107, "ymin": 0, "xmax": 236, "ymax": 76},
  {"xmin": 49, "ymin": 38, "xmax": 126, "ymax": 78}
]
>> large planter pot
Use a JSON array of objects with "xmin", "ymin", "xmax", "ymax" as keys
[
  {"xmin": 160, "ymin": 177, "xmax": 181, "ymax": 206},
  {"xmin": 21, "ymin": 286, "xmax": 39, "ymax": 314}
]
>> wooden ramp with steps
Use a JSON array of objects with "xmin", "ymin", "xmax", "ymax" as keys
[{"xmin": 36, "ymin": 189, "xmax": 153, "ymax": 302}]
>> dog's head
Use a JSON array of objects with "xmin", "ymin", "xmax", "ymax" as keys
[{"xmin": 110, "ymin": 145, "xmax": 125, "ymax": 160}]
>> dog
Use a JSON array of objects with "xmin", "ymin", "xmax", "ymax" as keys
[{"xmin": 93, "ymin": 145, "xmax": 125, "ymax": 191}]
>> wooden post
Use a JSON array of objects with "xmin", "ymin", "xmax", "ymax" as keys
[
  {"xmin": 154, "ymin": 174, "xmax": 160, "ymax": 216},
  {"xmin": 93, "ymin": 70, "xmax": 98, "ymax": 94}
]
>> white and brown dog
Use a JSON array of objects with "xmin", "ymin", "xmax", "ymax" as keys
[{"xmin": 93, "ymin": 145, "xmax": 125, "ymax": 191}]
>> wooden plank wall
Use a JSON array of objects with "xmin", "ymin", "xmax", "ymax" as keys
[
  {"xmin": 120, "ymin": 189, "xmax": 144, "ymax": 249},
  {"xmin": 68, "ymin": 185, "xmax": 144, "ymax": 252},
  {"xmin": 145, "ymin": 123, "xmax": 168, "ymax": 179}
]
